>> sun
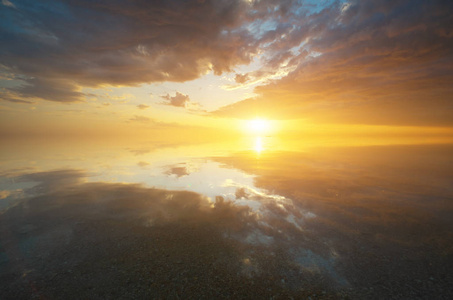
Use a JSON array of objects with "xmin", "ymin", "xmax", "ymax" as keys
[{"xmin": 246, "ymin": 118, "xmax": 271, "ymax": 134}]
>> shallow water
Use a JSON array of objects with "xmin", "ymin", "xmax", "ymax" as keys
[{"xmin": 1, "ymin": 137, "xmax": 452, "ymax": 299}]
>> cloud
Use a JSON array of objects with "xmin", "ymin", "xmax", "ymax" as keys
[
  {"xmin": 2, "ymin": 97, "xmax": 34, "ymax": 104},
  {"xmin": 235, "ymin": 73, "xmax": 250, "ymax": 84},
  {"xmin": 0, "ymin": 0, "xmax": 276, "ymax": 103},
  {"xmin": 137, "ymin": 161, "xmax": 150, "ymax": 168},
  {"xmin": 1, "ymin": 0, "xmax": 451, "ymax": 126},
  {"xmin": 213, "ymin": 0, "xmax": 453, "ymax": 126},
  {"xmin": 137, "ymin": 104, "xmax": 149, "ymax": 110},
  {"xmin": 161, "ymin": 92, "xmax": 191, "ymax": 108},
  {"xmin": 8, "ymin": 77, "xmax": 84, "ymax": 103},
  {"xmin": 235, "ymin": 187, "xmax": 249, "ymax": 199},
  {"xmin": 129, "ymin": 115, "xmax": 151, "ymax": 123},
  {"xmin": 160, "ymin": 92, "xmax": 205, "ymax": 113}
]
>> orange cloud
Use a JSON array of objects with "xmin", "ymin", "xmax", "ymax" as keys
[{"xmin": 213, "ymin": 0, "xmax": 453, "ymax": 126}]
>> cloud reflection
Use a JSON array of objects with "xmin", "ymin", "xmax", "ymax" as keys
[
  {"xmin": 0, "ymin": 168, "xmax": 347, "ymax": 298},
  {"xmin": 1, "ymin": 141, "xmax": 452, "ymax": 299},
  {"xmin": 213, "ymin": 145, "xmax": 453, "ymax": 296},
  {"xmin": 165, "ymin": 165, "xmax": 191, "ymax": 178}
]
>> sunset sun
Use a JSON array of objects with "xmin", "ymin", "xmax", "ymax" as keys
[{"xmin": 246, "ymin": 118, "xmax": 271, "ymax": 134}]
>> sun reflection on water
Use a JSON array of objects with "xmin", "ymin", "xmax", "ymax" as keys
[{"xmin": 254, "ymin": 136, "xmax": 263, "ymax": 154}]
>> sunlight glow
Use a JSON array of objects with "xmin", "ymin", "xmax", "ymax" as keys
[{"xmin": 246, "ymin": 118, "xmax": 271, "ymax": 134}]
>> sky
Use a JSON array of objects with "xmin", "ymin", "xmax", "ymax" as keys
[{"xmin": 0, "ymin": 0, "xmax": 452, "ymax": 137}]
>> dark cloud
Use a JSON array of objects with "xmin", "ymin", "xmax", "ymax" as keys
[
  {"xmin": 9, "ymin": 77, "xmax": 84, "ymax": 103},
  {"xmin": 0, "ymin": 0, "xmax": 279, "ymax": 103},
  {"xmin": 137, "ymin": 104, "xmax": 149, "ymax": 110},
  {"xmin": 214, "ymin": 0, "xmax": 453, "ymax": 125}
]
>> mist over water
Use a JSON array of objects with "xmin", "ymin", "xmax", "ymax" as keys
[{"xmin": 1, "ymin": 137, "xmax": 453, "ymax": 299}]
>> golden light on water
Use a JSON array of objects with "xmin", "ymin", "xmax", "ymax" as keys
[{"xmin": 254, "ymin": 136, "xmax": 263, "ymax": 154}]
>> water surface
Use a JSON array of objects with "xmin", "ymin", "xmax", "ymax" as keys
[{"xmin": 1, "ymin": 137, "xmax": 452, "ymax": 299}]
